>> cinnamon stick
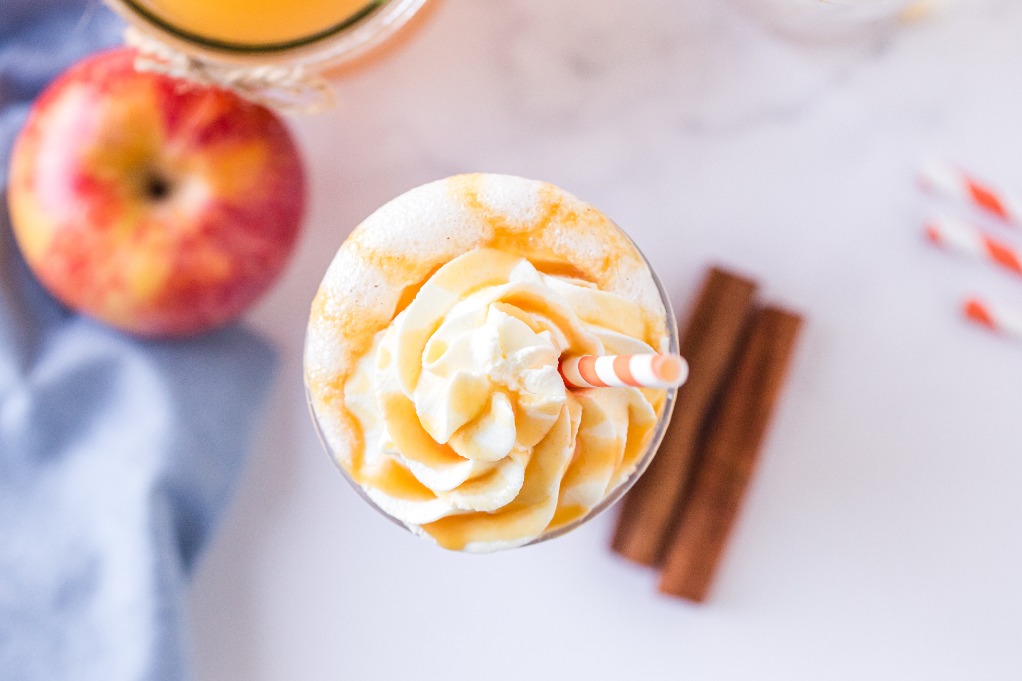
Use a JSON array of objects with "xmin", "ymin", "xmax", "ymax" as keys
[
  {"xmin": 658, "ymin": 306, "xmax": 803, "ymax": 602},
  {"xmin": 612, "ymin": 267, "xmax": 757, "ymax": 566}
]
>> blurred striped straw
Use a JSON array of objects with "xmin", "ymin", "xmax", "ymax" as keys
[
  {"xmin": 925, "ymin": 214, "xmax": 1022, "ymax": 276},
  {"xmin": 919, "ymin": 160, "xmax": 1022, "ymax": 226},
  {"xmin": 963, "ymin": 298, "xmax": 1022, "ymax": 341}
]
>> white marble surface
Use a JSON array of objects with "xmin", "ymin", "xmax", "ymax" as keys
[{"xmin": 188, "ymin": 1, "xmax": 1022, "ymax": 678}]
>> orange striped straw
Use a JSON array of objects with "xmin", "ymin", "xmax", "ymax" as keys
[
  {"xmin": 559, "ymin": 353, "xmax": 689, "ymax": 390},
  {"xmin": 919, "ymin": 160, "xmax": 1022, "ymax": 226},
  {"xmin": 964, "ymin": 298, "xmax": 1022, "ymax": 341},
  {"xmin": 925, "ymin": 214, "xmax": 1022, "ymax": 276}
]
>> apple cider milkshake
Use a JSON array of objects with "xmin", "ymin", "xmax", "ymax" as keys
[{"xmin": 304, "ymin": 174, "xmax": 677, "ymax": 552}]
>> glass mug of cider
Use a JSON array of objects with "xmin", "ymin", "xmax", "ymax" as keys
[{"xmin": 103, "ymin": 0, "xmax": 429, "ymax": 72}]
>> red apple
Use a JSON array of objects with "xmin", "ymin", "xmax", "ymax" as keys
[{"xmin": 7, "ymin": 47, "xmax": 305, "ymax": 337}]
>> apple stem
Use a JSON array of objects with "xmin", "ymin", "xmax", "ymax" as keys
[{"xmin": 145, "ymin": 173, "xmax": 171, "ymax": 201}]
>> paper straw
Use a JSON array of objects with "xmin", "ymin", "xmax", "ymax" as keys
[
  {"xmin": 919, "ymin": 160, "xmax": 1022, "ymax": 226},
  {"xmin": 964, "ymin": 298, "xmax": 1022, "ymax": 340},
  {"xmin": 559, "ymin": 353, "xmax": 689, "ymax": 390},
  {"xmin": 925, "ymin": 214, "xmax": 1022, "ymax": 276}
]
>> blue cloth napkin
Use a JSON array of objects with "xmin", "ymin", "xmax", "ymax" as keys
[{"xmin": 0, "ymin": 3, "xmax": 277, "ymax": 679}]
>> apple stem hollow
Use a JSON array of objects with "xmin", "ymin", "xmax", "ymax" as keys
[{"xmin": 144, "ymin": 172, "xmax": 171, "ymax": 201}]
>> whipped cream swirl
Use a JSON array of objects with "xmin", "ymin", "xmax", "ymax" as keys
[{"xmin": 344, "ymin": 247, "xmax": 660, "ymax": 551}]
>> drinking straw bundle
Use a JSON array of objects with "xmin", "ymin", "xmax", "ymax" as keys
[{"xmin": 920, "ymin": 160, "xmax": 1022, "ymax": 341}]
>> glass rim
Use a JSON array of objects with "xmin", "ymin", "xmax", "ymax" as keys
[
  {"xmin": 305, "ymin": 234, "xmax": 680, "ymax": 551},
  {"xmin": 103, "ymin": 0, "xmax": 429, "ymax": 67}
]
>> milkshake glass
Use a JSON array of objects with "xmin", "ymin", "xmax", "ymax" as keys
[{"xmin": 305, "ymin": 174, "xmax": 678, "ymax": 552}]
